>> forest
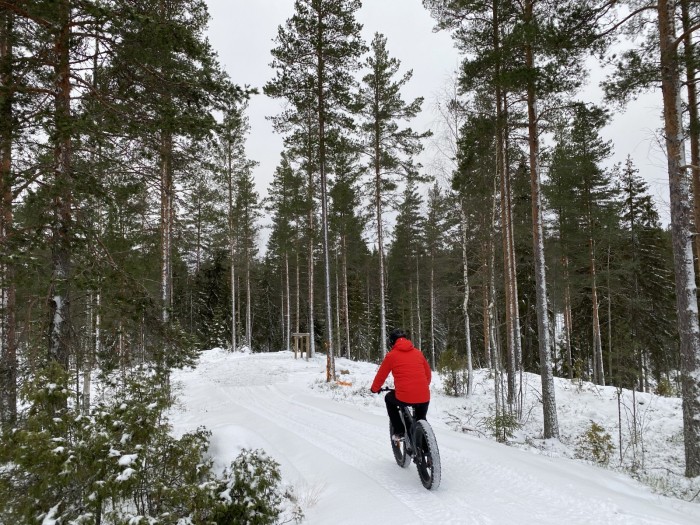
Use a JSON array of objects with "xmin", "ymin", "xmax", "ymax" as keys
[{"xmin": 0, "ymin": 0, "xmax": 700, "ymax": 522}]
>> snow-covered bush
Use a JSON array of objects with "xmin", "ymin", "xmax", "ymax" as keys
[
  {"xmin": 211, "ymin": 448, "xmax": 303, "ymax": 525},
  {"xmin": 0, "ymin": 365, "xmax": 300, "ymax": 524}
]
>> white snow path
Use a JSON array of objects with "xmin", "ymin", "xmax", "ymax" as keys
[{"xmin": 169, "ymin": 350, "xmax": 700, "ymax": 525}]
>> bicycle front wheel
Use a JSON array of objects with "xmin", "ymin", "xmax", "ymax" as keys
[
  {"xmin": 390, "ymin": 421, "xmax": 410, "ymax": 468},
  {"xmin": 414, "ymin": 420, "xmax": 441, "ymax": 490}
]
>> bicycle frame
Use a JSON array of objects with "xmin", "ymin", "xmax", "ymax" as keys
[{"xmin": 398, "ymin": 404, "xmax": 417, "ymax": 454}]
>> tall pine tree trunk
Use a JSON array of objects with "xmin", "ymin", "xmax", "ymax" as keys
[
  {"xmin": 657, "ymin": 0, "xmax": 700, "ymax": 477},
  {"xmin": 245, "ymin": 246, "xmax": 251, "ymax": 348},
  {"xmin": 307, "ymin": 154, "xmax": 316, "ymax": 359},
  {"xmin": 316, "ymin": 13, "xmax": 335, "ymax": 379},
  {"xmin": 334, "ymin": 249, "xmax": 341, "ymax": 356},
  {"xmin": 563, "ymin": 257, "xmax": 574, "ymax": 380},
  {"xmin": 493, "ymin": 0, "xmax": 516, "ymax": 404},
  {"xmin": 227, "ymin": 144, "xmax": 237, "ymax": 350},
  {"xmin": 342, "ymin": 237, "xmax": 350, "ymax": 358},
  {"xmin": 295, "ymin": 244, "xmax": 301, "ymax": 335},
  {"xmin": 415, "ymin": 259, "xmax": 422, "ymax": 350},
  {"xmin": 461, "ymin": 203, "xmax": 474, "ymax": 395},
  {"xmin": 285, "ymin": 253, "xmax": 291, "ymax": 351},
  {"xmin": 375, "ymin": 134, "xmax": 388, "ymax": 358},
  {"xmin": 482, "ymin": 238, "xmax": 492, "ymax": 369},
  {"xmin": 429, "ymin": 255, "xmax": 436, "ymax": 369},
  {"xmin": 0, "ymin": 6, "xmax": 16, "ymax": 424},
  {"xmin": 503, "ymin": 93, "xmax": 523, "ymax": 371},
  {"xmin": 525, "ymin": 0, "xmax": 559, "ymax": 438},
  {"xmin": 160, "ymin": 131, "xmax": 173, "ymax": 325},
  {"xmin": 589, "ymin": 235, "xmax": 605, "ymax": 386},
  {"xmin": 681, "ymin": 0, "xmax": 700, "ymax": 282},
  {"xmin": 49, "ymin": 0, "xmax": 73, "ymax": 375}
]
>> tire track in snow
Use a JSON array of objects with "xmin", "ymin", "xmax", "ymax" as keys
[
  {"xmin": 219, "ymin": 381, "xmax": 482, "ymax": 525},
  {"xmin": 173, "ymin": 351, "xmax": 700, "ymax": 525}
]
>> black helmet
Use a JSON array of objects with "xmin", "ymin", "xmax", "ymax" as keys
[{"xmin": 388, "ymin": 328, "xmax": 408, "ymax": 348}]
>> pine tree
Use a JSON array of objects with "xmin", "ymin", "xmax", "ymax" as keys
[
  {"xmin": 234, "ymin": 161, "xmax": 260, "ymax": 349},
  {"xmin": 358, "ymin": 32, "xmax": 430, "ymax": 358},
  {"xmin": 266, "ymin": 0, "xmax": 365, "ymax": 375},
  {"xmin": 387, "ymin": 171, "xmax": 426, "ymax": 346},
  {"xmin": 546, "ymin": 103, "xmax": 619, "ymax": 386},
  {"xmin": 613, "ymin": 156, "xmax": 677, "ymax": 389},
  {"xmin": 657, "ymin": 0, "xmax": 700, "ymax": 477},
  {"xmin": 601, "ymin": 3, "xmax": 700, "ymax": 473},
  {"xmin": 217, "ymin": 102, "xmax": 255, "ymax": 351},
  {"xmin": 327, "ymin": 136, "xmax": 367, "ymax": 359},
  {"xmin": 267, "ymin": 152, "xmax": 306, "ymax": 352},
  {"xmin": 424, "ymin": 183, "xmax": 453, "ymax": 369},
  {"xmin": 107, "ymin": 0, "xmax": 233, "ymax": 329},
  {"xmin": 0, "ymin": 4, "xmax": 16, "ymax": 424}
]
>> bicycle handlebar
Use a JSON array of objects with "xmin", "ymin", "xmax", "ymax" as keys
[{"xmin": 377, "ymin": 387, "xmax": 393, "ymax": 393}]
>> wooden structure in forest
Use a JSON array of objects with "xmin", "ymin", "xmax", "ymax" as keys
[{"xmin": 291, "ymin": 332, "xmax": 310, "ymax": 360}]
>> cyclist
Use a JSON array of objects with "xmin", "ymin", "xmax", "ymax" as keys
[{"xmin": 370, "ymin": 328, "xmax": 432, "ymax": 441}]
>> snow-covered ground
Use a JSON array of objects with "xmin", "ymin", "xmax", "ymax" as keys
[{"xmin": 169, "ymin": 349, "xmax": 700, "ymax": 524}]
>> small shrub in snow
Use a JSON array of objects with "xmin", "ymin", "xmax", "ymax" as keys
[
  {"xmin": 575, "ymin": 421, "xmax": 613, "ymax": 465},
  {"xmin": 654, "ymin": 378, "xmax": 676, "ymax": 397},
  {"xmin": 437, "ymin": 348, "xmax": 468, "ymax": 397},
  {"xmin": 483, "ymin": 412, "xmax": 520, "ymax": 442},
  {"xmin": 211, "ymin": 448, "xmax": 302, "ymax": 525},
  {"xmin": 0, "ymin": 366, "xmax": 300, "ymax": 524}
]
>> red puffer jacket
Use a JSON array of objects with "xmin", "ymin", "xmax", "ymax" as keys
[{"xmin": 371, "ymin": 338, "xmax": 431, "ymax": 403}]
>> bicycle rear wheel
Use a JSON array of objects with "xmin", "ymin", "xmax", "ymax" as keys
[
  {"xmin": 389, "ymin": 421, "xmax": 410, "ymax": 468},
  {"xmin": 414, "ymin": 420, "xmax": 441, "ymax": 490}
]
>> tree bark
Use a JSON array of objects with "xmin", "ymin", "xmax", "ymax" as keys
[
  {"xmin": 589, "ymin": 234, "xmax": 605, "ymax": 386},
  {"xmin": 563, "ymin": 259, "xmax": 574, "ymax": 380},
  {"xmin": 461, "ymin": 203, "xmax": 474, "ymax": 395},
  {"xmin": 524, "ymin": 0, "xmax": 559, "ymax": 438},
  {"xmin": 227, "ymin": 134, "xmax": 237, "ymax": 351},
  {"xmin": 429, "ymin": 256, "xmax": 436, "ymax": 369},
  {"xmin": 315, "ymin": 9, "xmax": 335, "ymax": 379},
  {"xmin": 342, "ymin": 237, "xmax": 350, "ymax": 358},
  {"xmin": 48, "ymin": 0, "xmax": 73, "ymax": 375},
  {"xmin": 415, "ymin": 258, "xmax": 422, "ymax": 350},
  {"xmin": 245, "ymin": 244, "xmax": 252, "ymax": 348},
  {"xmin": 285, "ymin": 253, "xmax": 291, "ymax": 351},
  {"xmin": 306, "ymin": 105, "xmax": 316, "ymax": 358},
  {"xmin": 681, "ymin": 0, "xmax": 700, "ymax": 282},
  {"xmin": 657, "ymin": 0, "xmax": 700, "ymax": 477},
  {"xmin": 375, "ymin": 116, "xmax": 388, "ymax": 358},
  {"xmin": 0, "ymin": 6, "xmax": 16, "ymax": 424},
  {"xmin": 160, "ymin": 131, "xmax": 173, "ymax": 325}
]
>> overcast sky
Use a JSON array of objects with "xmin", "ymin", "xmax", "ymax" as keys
[{"xmin": 204, "ymin": 0, "xmax": 671, "ymax": 228}]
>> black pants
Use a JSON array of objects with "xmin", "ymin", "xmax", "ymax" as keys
[{"xmin": 385, "ymin": 389, "xmax": 429, "ymax": 436}]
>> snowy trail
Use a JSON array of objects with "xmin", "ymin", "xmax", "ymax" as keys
[{"xmin": 169, "ymin": 350, "xmax": 700, "ymax": 525}]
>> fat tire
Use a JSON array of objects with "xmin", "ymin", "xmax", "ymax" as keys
[
  {"xmin": 414, "ymin": 420, "xmax": 441, "ymax": 490},
  {"xmin": 390, "ymin": 421, "xmax": 410, "ymax": 468}
]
